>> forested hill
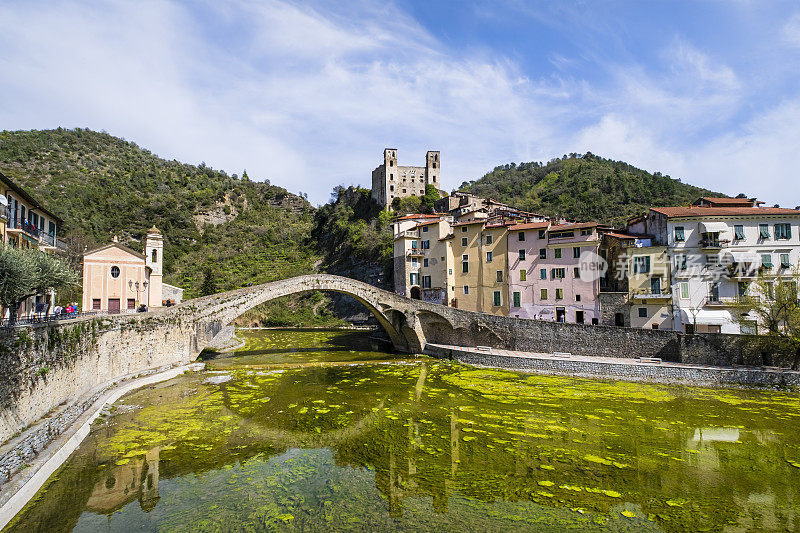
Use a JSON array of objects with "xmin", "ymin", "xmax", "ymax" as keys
[
  {"xmin": 0, "ymin": 128, "xmax": 317, "ymax": 299},
  {"xmin": 458, "ymin": 153, "xmax": 721, "ymax": 226}
]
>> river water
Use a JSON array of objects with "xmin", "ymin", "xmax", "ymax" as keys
[{"xmin": 6, "ymin": 329, "xmax": 800, "ymax": 532}]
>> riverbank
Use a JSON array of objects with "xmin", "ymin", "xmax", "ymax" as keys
[
  {"xmin": 424, "ymin": 343, "xmax": 800, "ymax": 389},
  {"xmin": 0, "ymin": 362, "xmax": 204, "ymax": 530}
]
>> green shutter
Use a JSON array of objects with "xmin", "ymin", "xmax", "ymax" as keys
[
  {"xmin": 775, "ymin": 224, "xmax": 781, "ymax": 239},
  {"xmin": 760, "ymin": 224, "xmax": 769, "ymax": 239},
  {"xmin": 513, "ymin": 292, "xmax": 521, "ymax": 307},
  {"xmin": 734, "ymin": 225, "xmax": 745, "ymax": 240}
]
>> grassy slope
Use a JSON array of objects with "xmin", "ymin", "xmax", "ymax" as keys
[{"xmin": 0, "ymin": 128, "xmax": 318, "ymax": 300}]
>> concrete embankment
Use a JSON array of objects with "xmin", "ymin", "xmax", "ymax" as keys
[{"xmin": 424, "ymin": 344, "xmax": 800, "ymax": 389}]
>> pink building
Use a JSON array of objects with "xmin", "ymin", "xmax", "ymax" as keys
[{"xmin": 508, "ymin": 221, "xmax": 602, "ymax": 324}]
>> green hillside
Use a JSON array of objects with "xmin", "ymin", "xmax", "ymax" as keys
[
  {"xmin": 0, "ymin": 128, "xmax": 318, "ymax": 299},
  {"xmin": 458, "ymin": 153, "xmax": 722, "ymax": 226}
]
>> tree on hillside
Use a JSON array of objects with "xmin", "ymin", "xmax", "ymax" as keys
[
  {"xmin": 242, "ymin": 170, "xmax": 249, "ymax": 182},
  {"xmin": 200, "ymin": 266, "xmax": 218, "ymax": 296},
  {"xmin": 421, "ymin": 184, "xmax": 442, "ymax": 212},
  {"xmin": 735, "ymin": 272, "xmax": 800, "ymax": 368},
  {"xmin": 0, "ymin": 247, "xmax": 78, "ymax": 325}
]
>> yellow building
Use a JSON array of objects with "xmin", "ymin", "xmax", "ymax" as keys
[
  {"xmin": 449, "ymin": 220, "xmax": 483, "ymax": 311},
  {"xmin": 626, "ymin": 245, "xmax": 673, "ymax": 329},
  {"xmin": 478, "ymin": 222, "xmax": 510, "ymax": 315}
]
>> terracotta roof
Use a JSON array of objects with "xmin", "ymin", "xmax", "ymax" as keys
[
  {"xmin": 693, "ymin": 197, "xmax": 759, "ymax": 206},
  {"xmin": 415, "ymin": 220, "xmax": 441, "ymax": 228},
  {"xmin": 603, "ymin": 231, "xmax": 649, "ymax": 240},
  {"xmin": 394, "ymin": 213, "xmax": 440, "ymax": 221},
  {"xmin": 451, "ymin": 219, "xmax": 487, "ymax": 227},
  {"xmin": 650, "ymin": 206, "xmax": 800, "ymax": 218},
  {"xmin": 508, "ymin": 221, "xmax": 550, "ymax": 231},
  {"xmin": 549, "ymin": 222, "xmax": 598, "ymax": 230}
]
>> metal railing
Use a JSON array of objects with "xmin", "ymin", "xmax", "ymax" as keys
[{"xmin": 1, "ymin": 308, "xmax": 141, "ymax": 327}]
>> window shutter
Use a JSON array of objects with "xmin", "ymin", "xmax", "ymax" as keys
[{"xmin": 788, "ymin": 225, "xmax": 793, "ymax": 240}]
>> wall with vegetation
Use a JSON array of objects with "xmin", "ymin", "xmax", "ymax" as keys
[{"xmin": 0, "ymin": 314, "xmax": 203, "ymax": 445}]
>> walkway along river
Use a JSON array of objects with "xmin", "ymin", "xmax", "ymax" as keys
[{"xmin": 4, "ymin": 329, "xmax": 800, "ymax": 531}]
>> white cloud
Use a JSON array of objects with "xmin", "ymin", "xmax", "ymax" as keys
[
  {"xmin": 0, "ymin": 0, "xmax": 797, "ymax": 210},
  {"xmin": 784, "ymin": 12, "xmax": 800, "ymax": 47}
]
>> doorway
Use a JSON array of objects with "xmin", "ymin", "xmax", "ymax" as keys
[
  {"xmin": 410, "ymin": 287, "xmax": 421, "ymax": 300},
  {"xmin": 555, "ymin": 307, "xmax": 566, "ymax": 323},
  {"xmin": 575, "ymin": 310, "xmax": 585, "ymax": 324},
  {"xmin": 614, "ymin": 312, "xmax": 624, "ymax": 326},
  {"xmin": 108, "ymin": 298, "xmax": 120, "ymax": 314}
]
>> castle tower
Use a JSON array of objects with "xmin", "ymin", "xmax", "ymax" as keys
[
  {"xmin": 426, "ymin": 151, "xmax": 440, "ymax": 189},
  {"xmin": 144, "ymin": 226, "xmax": 163, "ymax": 308}
]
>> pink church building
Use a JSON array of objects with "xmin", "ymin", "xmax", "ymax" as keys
[{"xmin": 507, "ymin": 221, "xmax": 602, "ymax": 324}]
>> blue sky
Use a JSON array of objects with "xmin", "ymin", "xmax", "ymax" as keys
[{"xmin": 1, "ymin": 1, "xmax": 799, "ymax": 207}]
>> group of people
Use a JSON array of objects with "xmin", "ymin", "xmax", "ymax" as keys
[{"xmin": 52, "ymin": 303, "xmax": 79, "ymax": 317}]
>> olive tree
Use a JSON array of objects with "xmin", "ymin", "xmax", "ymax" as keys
[
  {"xmin": 0, "ymin": 246, "xmax": 78, "ymax": 325},
  {"xmin": 735, "ymin": 271, "xmax": 800, "ymax": 368}
]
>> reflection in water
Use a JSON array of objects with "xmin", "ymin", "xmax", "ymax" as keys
[{"xmin": 6, "ymin": 329, "xmax": 800, "ymax": 532}]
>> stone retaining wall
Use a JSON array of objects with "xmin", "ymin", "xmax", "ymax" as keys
[{"xmin": 425, "ymin": 345, "xmax": 800, "ymax": 388}]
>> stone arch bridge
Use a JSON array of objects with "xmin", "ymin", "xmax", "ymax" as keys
[{"xmin": 176, "ymin": 274, "xmax": 682, "ymax": 361}]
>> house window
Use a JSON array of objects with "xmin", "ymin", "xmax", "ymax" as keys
[
  {"xmin": 555, "ymin": 288, "xmax": 564, "ymax": 300},
  {"xmin": 552, "ymin": 268, "xmax": 566, "ymax": 279},
  {"xmin": 759, "ymin": 223, "xmax": 770, "ymax": 239},
  {"xmin": 638, "ymin": 307, "xmax": 648, "ymax": 318},
  {"xmin": 493, "ymin": 291, "xmax": 501, "ymax": 306},
  {"xmin": 422, "ymin": 240, "xmax": 430, "ymax": 249},
  {"xmin": 92, "ymin": 299, "xmax": 101, "ymax": 310},
  {"xmin": 410, "ymin": 257, "xmax": 419, "ymax": 267},
  {"xmin": 520, "ymin": 270, "xmax": 527, "ymax": 281},
  {"xmin": 738, "ymin": 281, "xmax": 748, "ymax": 298},
  {"xmin": 573, "ymin": 247, "xmax": 581, "ymax": 258},
  {"xmin": 775, "ymin": 223, "xmax": 792, "ymax": 240},
  {"xmin": 485, "ymin": 235, "xmax": 493, "ymax": 245},
  {"xmin": 462, "ymin": 256, "xmax": 469, "ymax": 273},
  {"xmin": 633, "ymin": 256, "xmax": 651, "ymax": 274},
  {"xmin": 402, "ymin": 189, "xmax": 407, "ymax": 193},
  {"xmin": 540, "ymin": 268, "xmax": 547, "ymax": 279},
  {"xmin": 734, "ymin": 225, "xmax": 745, "ymax": 240},
  {"xmin": 576, "ymin": 310, "xmax": 584, "ymax": 324},
  {"xmin": 680, "ymin": 282, "xmax": 689, "ymax": 299},
  {"xmin": 518, "ymin": 232, "xmax": 525, "ymax": 241},
  {"xmin": 538, "ymin": 229, "xmax": 546, "ymax": 239},
  {"xmin": 110, "ymin": 266, "xmax": 120, "ymax": 278},
  {"xmin": 761, "ymin": 254, "xmax": 773, "ymax": 269},
  {"xmin": 463, "ymin": 285, "xmax": 469, "ymax": 294},
  {"xmin": 674, "ymin": 226, "xmax": 685, "ymax": 242},
  {"xmin": 554, "ymin": 248, "xmax": 562, "ymax": 259},
  {"xmin": 410, "ymin": 273, "xmax": 418, "ymax": 285},
  {"xmin": 423, "ymin": 258, "xmax": 429, "ymax": 267},
  {"xmin": 539, "ymin": 248, "xmax": 547, "ymax": 259},
  {"xmin": 781, "ymin": 253, "xmax": 791, "ymax": 268},
  {"xmin": 422, "ymin": 276, "xmax": 431, "ymax": 289},
  {"xmin": 575, "ymin": 294, "xmax": 581, "ymax": 302},
  {"xmin": 675, "ymin": 254, "xmax": 687, "ymax": 270},
  {"xmin": 448, "ymin": 268, "xmax": 453, "ymax": 275},
  {"xmin": 461, "ymin": 237, "xmax": 468, "ymax": 246},
  {"xmin": 422, "ymin": 225, "xmax": 428, "ymax": 232},
  {"xmin": 496, "ymin": 270, "xmax": 503, "ymax": 282},
  {"xmin": 766, "ymin": 281, "xmax": 774, "ymax": 300},
  {"xmin": 513, "ymin": 291, "xmax": 521, "ymax": 307},
  {"xmin": 461, "ymin": 226, "xmax": 468, "ymax": 233},
  {"xmin": 741, "ymin": 320, "xmax": 757, "ymax": 335},
  {"xmin": 540, "ymin": 288, "xmax": 548, "ymax": 300},
  {"xmin": 574, "ymin": 267, "xmax": 580, "ymax": 278},
  {"xmin": 486, "ymin": 251, "xmax": 493, "ymax": 262},
  {"xmin": 519, "ymin": 249, "xmax": 526, "ymax": 260}
]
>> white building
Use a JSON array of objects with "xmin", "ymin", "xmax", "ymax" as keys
[{"xmin": 629, "ymin": 197, "xmax": 800, "ymax": 334}]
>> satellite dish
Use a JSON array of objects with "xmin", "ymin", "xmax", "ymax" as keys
[{"xmin": 0, "ymin": 195, "xmax": 7, "ymax": 207}]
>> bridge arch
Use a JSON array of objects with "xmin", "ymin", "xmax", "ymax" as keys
[{"xmin": 192, "ymin": 275, "xmax": 428, "ymax": 352}]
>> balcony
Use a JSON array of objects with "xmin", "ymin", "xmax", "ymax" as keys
[
  {"xmin": 698, "ymin": 238, "xmax": 729, "ymax": 251},
  {"xmin": 630, "ymin": 288, "xmax": 672, "ymax": 300},
  {"xmin": 407, "ymin": 248, "xmax": 426, "ymax": 257},
  {"xmin": 39, "ymin": 232, "xmax": 68, "ymax": 251},
  {"xmin": 396, "ymin": 229, "xmax": 419, "ymax": 239}
]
